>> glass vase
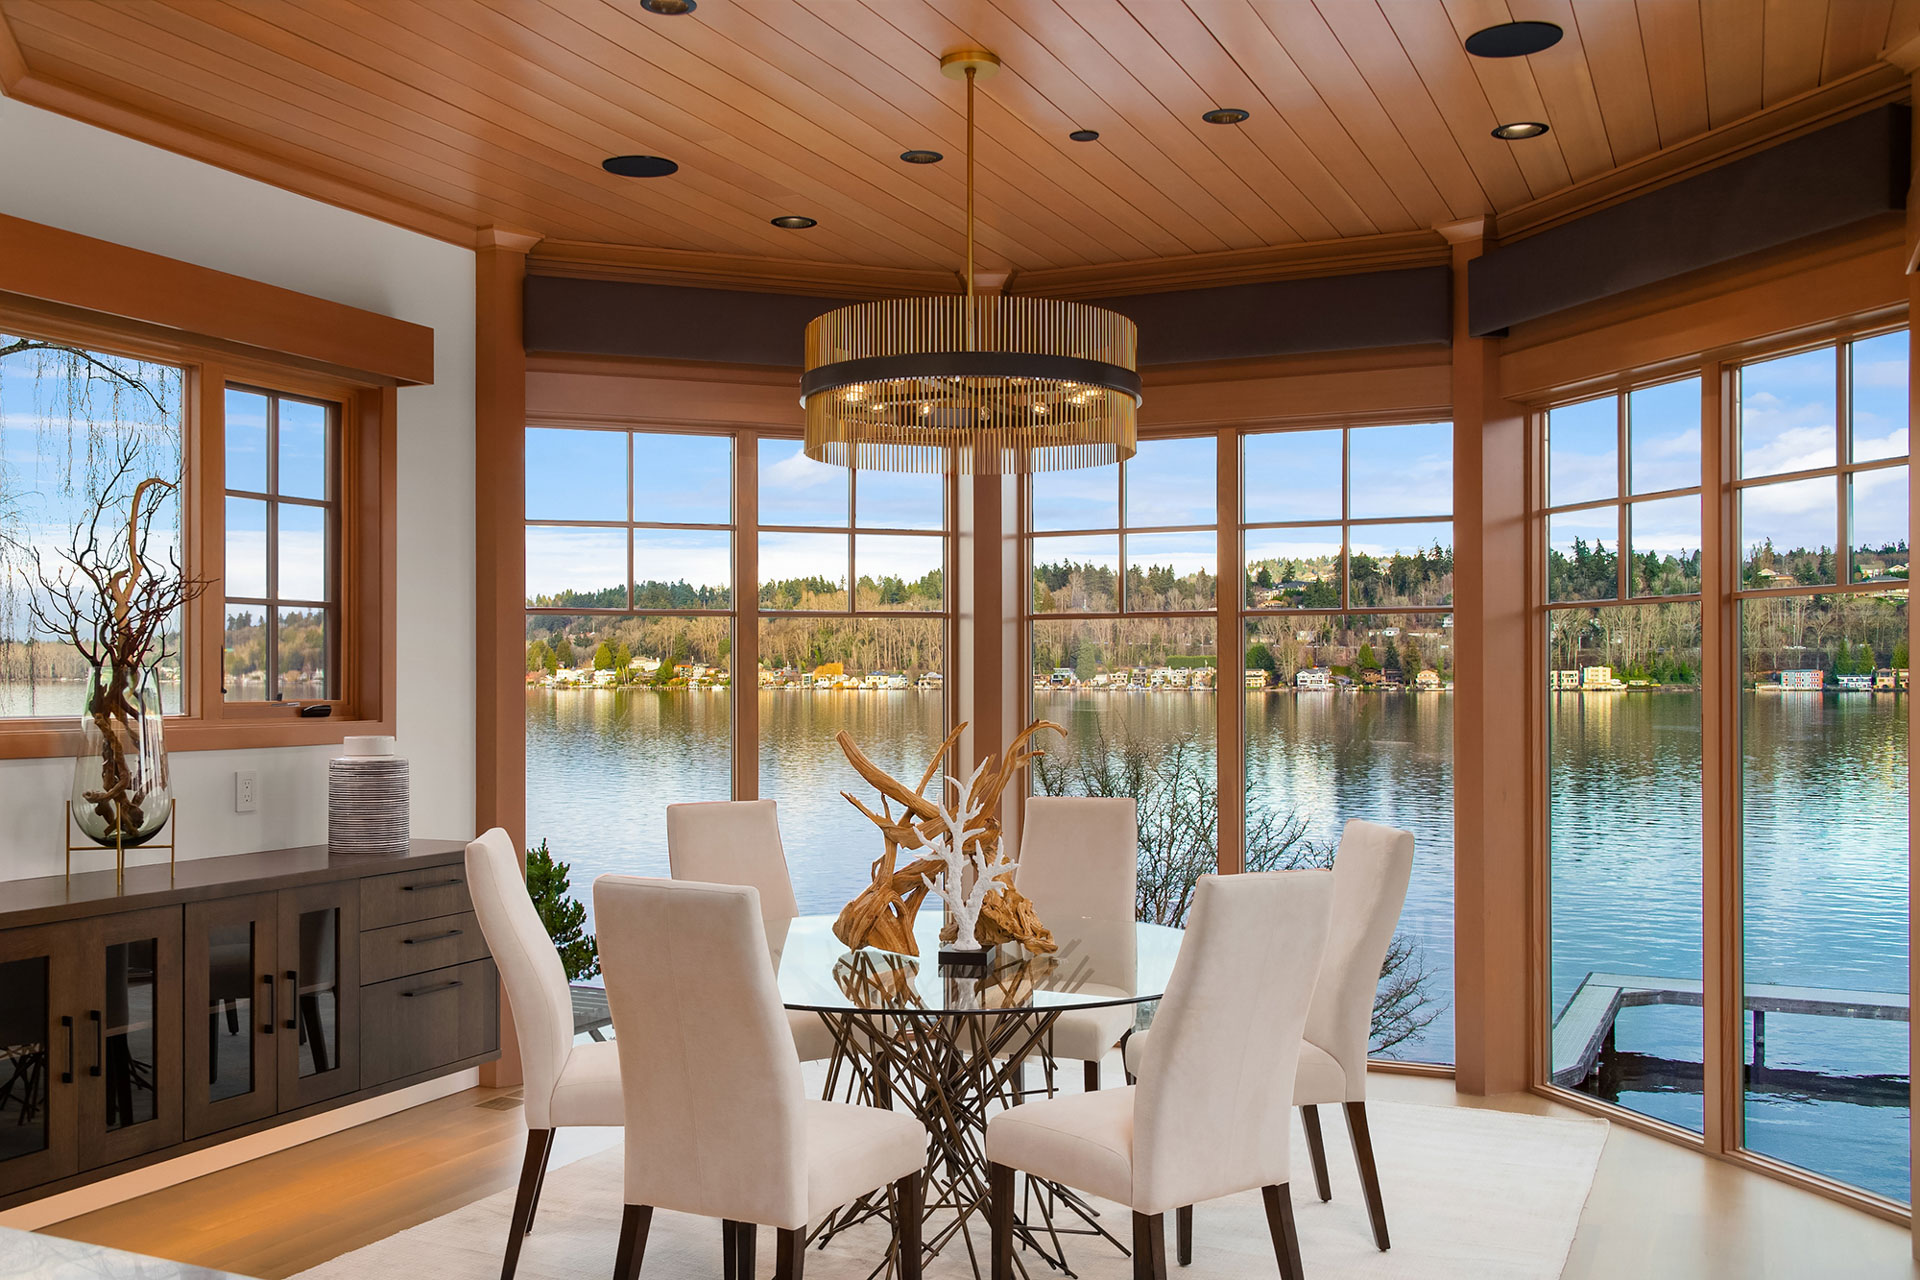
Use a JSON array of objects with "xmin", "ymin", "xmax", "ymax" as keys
[{"xmin": 70, "ymin": 663, "xmax": 173, "ymax": 848}]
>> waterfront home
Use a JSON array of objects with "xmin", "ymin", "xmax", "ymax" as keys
[{"xmin": 3, "ymin": 9, "xmax": 1912, "ymax": 1280}]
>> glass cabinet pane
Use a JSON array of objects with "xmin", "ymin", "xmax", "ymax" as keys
[
  {"xmin": 295, "ymin": 908, "xmax": 340, "ymax": 1079},
  {"xmin": 103, "ymin": 939, "xmax": 159, "ymax": 1132},
  {"xmin": 0, "ymin": 957, "xmax": 50, "ymax": 1164},
  {"xmin": 205, "ymin": 922, "xmax": 255, "ymax": 1104}
]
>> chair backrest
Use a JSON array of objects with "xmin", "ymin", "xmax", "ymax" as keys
[
  {"xmin": 595, "ymin": 875, "xmax": 810, "ymax": 1228},
  {"xmin": 1303, "ymin": 819, "xmax": 1415, "ymax": 1090},
  {"xmin": 1015, "ymin": 796, "xmax": 1138, "ymax": 925},
  {"xmin": 1131, "ymin": 870, "xmax": 1333, "ymax": 1216},
  {"xmin": 465, "ymin": 829, "xmax": 577, "ymax": 1128},
  {"xmin": 666, "ymin": 799, "xmax": 801, "ymax": 923}
]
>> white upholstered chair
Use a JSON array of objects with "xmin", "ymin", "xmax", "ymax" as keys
[
  {"xmin": 1014, "ymin": 796, "xmax": 1138, "ymax": 1092},
  {"xmin": 595, "ymin": 876, "xmax": 927, "ymax": 1280},
  {"xmin": 666, "ymin": 800, "xmax": 836, "ymax": 1069},
  {"xmin": 1123, "ymin": 818, "xmax": 1415, "ymax": 1253},
  {"xmin": 988, "ymin": 869, "xmax": 1334, "ymax": 1280},
  {"xmin": 466, "ymin": 829, "xmax": 625, "ymax": 1280}
]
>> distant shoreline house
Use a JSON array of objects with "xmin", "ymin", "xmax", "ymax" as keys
[
  {"xmin": 1778, "ymin": 668, "xmax": 1824, "ymax": 690},
  {"xmin": 1296, "ymin": 667, "xmax": 1333, "ymax": 690}
]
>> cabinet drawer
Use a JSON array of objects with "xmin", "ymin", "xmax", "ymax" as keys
[
  {"xmin": 359, "ymin": 959, "xmax": 498, "ymax": 1088},
  {"xmin": 359, "ymin": 912, "xmax": 488, "ymax": 985},
  {"xmin": 359, "ymin": 864, "xmax": 472, "ymax": 930}
]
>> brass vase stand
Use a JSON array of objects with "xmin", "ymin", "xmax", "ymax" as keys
[{"xmin": 65, "ymin": 798, "xmax": 177, "ymax": 888}]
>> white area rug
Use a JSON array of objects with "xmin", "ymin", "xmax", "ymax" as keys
[{"xmin": 294, "ymin": 1100, "xmax": 1605, "ymax": 1280}]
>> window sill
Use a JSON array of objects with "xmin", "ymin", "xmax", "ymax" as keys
[{"xmin": 0, "ymin": 714, "xmax": 396, "ymax": 760}]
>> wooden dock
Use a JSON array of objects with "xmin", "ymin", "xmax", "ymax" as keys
[{"xmin": 1551, "ymin": 972, "xmax": 1909, "ymax": 1086}]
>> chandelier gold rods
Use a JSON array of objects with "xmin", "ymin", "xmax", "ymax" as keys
[{"xmin": 965, "ymin": 65, "xmax": 977, "ymax": 351}]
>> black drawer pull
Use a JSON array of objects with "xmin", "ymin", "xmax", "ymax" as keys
[
  {"xmin": 403, "ymin": 928, "xmax": 464, "ymax": 945},
  {"xmin": 400, "ymin": 878, "xmax": 463, "ymax": 892},
  {"xmin": 400, "ymin": 979, "xmax": 464, "ymax": 998},
  {"xmin": 60, "ymin": 1014, "xmax": 73, "ymax": 1084},
  {"xmin": 262, "ymin": 973, "xmax": 276, "ymax": 1035},
  {"xmin": 89, "ymin": 1010, "xmax": 102, "ymax": 1078}
]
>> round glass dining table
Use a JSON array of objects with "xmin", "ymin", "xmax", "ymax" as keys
[{"xmin": 769, "ymin": 913, "xmax": 1184, "ymax": 1277}]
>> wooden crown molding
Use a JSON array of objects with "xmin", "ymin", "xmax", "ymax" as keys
[
  {"xmin": 0, "ymin": 9, "xmax": 27, "ymax": 91},
  {"xmin": 1011, "ymin": 229, "xmax": 1451, "ymax": 298},
  {"xmin": 1492, "ymin": 62, "xmax": 1911, "ymax": 245},
  {"xmin": 528, "ymin": 240, "xmax": 957, "ymax": 299},
  {"xmin": 477, "ymin": 225, "xmax": 542, "ymax": 254}
]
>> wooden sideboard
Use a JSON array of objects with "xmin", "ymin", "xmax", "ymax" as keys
[{"xmin": 0, "ymin": 840, "xmax": 498, "ymax": 1209}]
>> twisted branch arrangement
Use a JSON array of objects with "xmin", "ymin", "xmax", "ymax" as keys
[
  {"xmin": 832, "ymin": 718, "xmax": 1064, "ymax": 957},
  {"xmin": 10, "ymin": 438, "xmax": 208, "ymax": 842}
]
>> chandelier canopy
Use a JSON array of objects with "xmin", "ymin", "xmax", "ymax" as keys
[{"xmin": 800, "ymin": 50, "xmax": 1141, "ymax": 475}]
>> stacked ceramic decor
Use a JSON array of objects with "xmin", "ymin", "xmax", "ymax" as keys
[{"xmin": 328, "ymin": 735, "xmax": 410, "ymax": 857}]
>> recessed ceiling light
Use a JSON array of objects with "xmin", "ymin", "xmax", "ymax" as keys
[
  {"xmin": 771, "ymin": 215, "xmax": 817, "ymax": 229},
  {"xmin": 1069, "ymin": 128, "xmax": 1100, "ymax": 143},
  {"xmin": 1491, "ymin": 121, "xmax": 1550, "ymax": 141},
  {"xmin": 1202, "ymin": 107, "xmax": 1250, "ymax": 125},
  {"xmin": 1465, "ymin": 21, "xmax": 1563, "ymax": 58},
  {"xmin": 602, "ymin": 155, "xmax": 678, "ymax": 178},
  {"xmin": 639, "ymin": 0, "xmax": 696, "ymax": 13},
  {"xmin": 900, "ymin": 149, "xmax": 944, "ymax": 164}
]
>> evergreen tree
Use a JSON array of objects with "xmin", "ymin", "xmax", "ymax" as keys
[
  {"xmin": 555, "ymin": 635, "xmax": 576, "ymax": 669},
  {"xmin": 592, "ymin": 640, "xmax": 615, "ymax": 671},
  {"xmin": 525, "ymin": 839, "xmax": 599, "ymax": 981},
  {"xmin": 611, "ymin": 639, "xmax": 632, "ymax": 679},
  {"xmin": 1255, "ymin": 564, "xmax": 1274, "ymax": 589},
  {"xmin": 1897, "ymin": 639, "xmax": 1910, "ymax": 670},
  {"xmin": 1383, "ymin": 638, "xmax": 1401, "ymax": 671},
  {"xmin": 526, "ymin": 638, "xmax": 551, "ymax": 674},
  {"xmin": 1245, "ymin": 642, "xmax": 1278, "ymax": 674},
  {"xmin": 1357, "ymin": 641, "xmax": 1380, "ymax": 670}
]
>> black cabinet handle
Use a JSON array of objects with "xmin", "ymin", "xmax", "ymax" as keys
[
  {"xmin": 400, "ymin": 979, "xmax": 464, "ymax": 998},
  {"xmin": 400, "ymin": 878, "xmax": 462, "ymax": 892},
  {"xmin": 262, "ymin": 973, "xmax": 276, "ymax": 1035},
  {"xmin": 60, "ymin": 1015, "xmax": 73, "ymax": 1084},
  {"xmin": 402, "ymin": 928, "xmax": 464, "ymax": 945},
  {"xmin": 284, "ymin": 970, "xmax": 299, "ymax": 1030},
  {"xmin": 88, "ymin": 1010, "xmax": 102, "ymax": 1078}
]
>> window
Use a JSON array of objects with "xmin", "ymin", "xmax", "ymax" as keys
[
  {"xmin": 0, "ymin": 332, "xmax": 184, "ymax": 717},
  {"xmin": 1242, "ymin": 421, "xmax": 1455, "ymax": 1063},
  {"xmin": 758, "ymin": 440, "xmax": 949, "ymax": 915},
  {"xmin": 1543, "ymin": 378, "xmax": 1705, "ymax": 1131},
  {"xmin": 223, "ymin": 387, "xmax": 340, "ymax": 702},
  {"xmin": 1737, "ymin": 334, "xmax": 1908, "ymax": 1202},
  {"xmin": 524, "ymin": 428, "xmax": 736, "ymax": 922},
  {"xmin": 1029, "ymin": 437, "xmax": 1220, "ymax": 922}
]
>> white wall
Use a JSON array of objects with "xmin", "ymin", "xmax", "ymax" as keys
[{"xmin": 0, "ymin": 93, "xmax": 476, "ymax": 881}]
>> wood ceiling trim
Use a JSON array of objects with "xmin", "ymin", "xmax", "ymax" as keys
[
  {"xmin": 0, "ymin": 1, "xmax": 25, "ymax": 87},
  {"xmin": 527, "ymin": 240, "xmax": 957, "ymax": 299},
  {"xmin": 1015, "ymin": 229, "xmax": 1453, "ymax": 298},
  {"xmin": 1492, "ymin": 61, "xmax": 1910, "ymax": 242}
]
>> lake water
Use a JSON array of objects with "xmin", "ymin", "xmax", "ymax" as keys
[{"xmin": 525, "ymin": 685, "xmax": 1907, "ymax": 1201}]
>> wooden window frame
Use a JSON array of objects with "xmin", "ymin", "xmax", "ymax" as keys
[
  {"xmin": 1526, "ymin": 319, "xmax": 1915, "ymax": 1225},
  {"xmin": 0, "ymin": 307, "xmax": 400, "ymax": 758}
]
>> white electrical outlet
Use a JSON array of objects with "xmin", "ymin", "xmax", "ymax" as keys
[{"xmin": 234, "ymin": 770, "xmax": 258, "ymax": 814}]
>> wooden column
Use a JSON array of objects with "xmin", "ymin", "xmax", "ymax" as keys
[
  {"xmin": 474, "ymin": 225, "xmax": 539, "ymax": 1088},
  {"xmin": 1445, "ymin": 219, "xmax": 1533, "ymax": 1095},
  {"xmin": 1215, "ymin": 425, "xmax": 1246, "ymax": 874},
  {"xmin": 958, "ymin": 471, "xmax": 1022, "ymax": 836}
]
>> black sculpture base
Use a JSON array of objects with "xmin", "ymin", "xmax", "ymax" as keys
[{"xmin": 938, "ymin": 945, "xmax": 990, "ymax": 970}]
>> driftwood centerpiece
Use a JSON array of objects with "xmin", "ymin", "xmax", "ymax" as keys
[{"xmin": 833, "ymin": 719, "xmax": 1063, "ymax": 957}]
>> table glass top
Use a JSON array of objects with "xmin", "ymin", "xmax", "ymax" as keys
[{"xmin": 772, "ymin": 913, "xmax": 1183, "ymax": 1015}]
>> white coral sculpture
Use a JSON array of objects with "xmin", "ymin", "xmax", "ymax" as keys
[{"xmin": 919, "ymin": 757, "xmax": 1015, "ymax": 951}]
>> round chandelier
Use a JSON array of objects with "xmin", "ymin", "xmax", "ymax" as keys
[{"xmin": 801, "ymin": 50, "xmax": 1141, "ymax": 475}]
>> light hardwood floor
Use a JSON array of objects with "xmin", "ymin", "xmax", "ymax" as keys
[{"xmin": 37, "ymin": 1071, "xmax": 1920, "ymax": 1279}]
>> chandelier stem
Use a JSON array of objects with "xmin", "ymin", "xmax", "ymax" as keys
[{"xmin": 965, "ymin": 65, "xmax": 977, "ymax": 350}]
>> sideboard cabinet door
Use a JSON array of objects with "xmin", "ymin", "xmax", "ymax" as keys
[
  {"xmin": 184, "ymin": 894, "xmax": 280, "ymax": 1139},
  {"xmin": 77, "ymin": 906, "xmax": 183, "ymax": 1169},
  {"xmin": 0, "ymin": 924, "xmax": 84, "ymax": 1197},
  {"xmin": 277, "ymin": 882, "xmax": 360, "ymax": 1110}
]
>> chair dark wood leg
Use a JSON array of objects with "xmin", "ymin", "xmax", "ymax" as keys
[
  {"xmin": 611, "ymin": 1204, "xmax": 652, "ymax": 1280},
  {"xmin": 723, "ymin": 1220, "xmax": 756, "ymax": 1280},
  {"xmin": 500, "ymin": 1129, "xmax": 551, "ymax": 1280},
  {"xmin": 1131, "ymin": 1211, "xmax": 1168, "ymax": 1280},
  {"xmin": 989, "ymin": 1162, "xmax": 1015, "ymax": 1280},
  {"xmin": 1344, "ymin": 1100, "xmax": 1390, "ymax": 1251},
  {"xmin": 775, "ymin": 1226, "xmax": 805, "ymax": 1280},
  {"xmin": 1084, "ymin": 1059, "xmax": 1101, "ymax": 1092},
  {"xmin": 895, "ymin": 1171, "xmax": 924, "ymax": 1280},
  {"xmin": 1175, "ymin": 1204, "xmax": 1192, "ymax": 1266},
  {"xmin": 225, "ymin": 999, "xmax": 239, "ymax": 1034},
  {"xmin": 1299, "ymin": 1105, "xmax": 1332, "ymax": 1202},
  {"xmin": 523, "ymin": 1129, "xmax": 556, "ymax": 1233},
  {"xmin": 298, "ymin": 994, "xmax": 329, "ymax": 1073},
  {"xmin": 1261, "ymin": 1184, "xmax": 1303, "ymax": 1280}
]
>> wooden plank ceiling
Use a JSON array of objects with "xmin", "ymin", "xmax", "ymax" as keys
[{"xmin": 0, "ymin": 0, "xmax": 1912, "ymax": 288}]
